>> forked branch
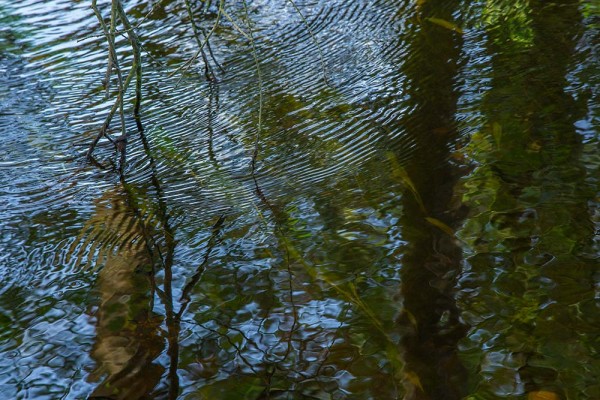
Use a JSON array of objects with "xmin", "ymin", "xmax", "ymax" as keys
[{"xmin": 87, "ymin": 0, "xmax": 143, "ymax": 170}]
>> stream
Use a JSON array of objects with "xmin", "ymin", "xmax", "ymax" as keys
[{"xmin": 0, "ymin": 0, "xmax": 598, "ymax": 399}]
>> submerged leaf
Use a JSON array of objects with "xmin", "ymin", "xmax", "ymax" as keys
[
  {"xmin": 528, "ymin": 391, "xmax": 560, "ymax": 400},
  {"xmin": 492, "ymin": 122, "xmax": 502, "ymax": 147},
  {"xmin": 386, "ymin": 152, "xmax": 427, "ymax": 213},
  {"xmin": 403, "ymin": 370, "xmax": 425, "ymax": 392},
  {"xmin": 528, "ymin": 140, "xmax": 542, "ymax": 152},
  {"xmin": 403, "ymin": 309, "xmax": 418, "ymax": 329},
  {"xmin": 425, "ymin": 217, "xmax": 455, "ymax": 236},
  {"xmin": 426, "ymin": 17, "xmax": 464, "ymax": 34}
]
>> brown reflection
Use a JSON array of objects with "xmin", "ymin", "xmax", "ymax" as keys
[
  {"xmin": 80, "ymin": 189, "xmax": 164, "ymax": 400},
  {"xmin": 393, "ymin": 1, "xmax": 468, "ymax": 399}
]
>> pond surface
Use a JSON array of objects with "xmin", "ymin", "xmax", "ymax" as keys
[{"xmin": 0, "ymin": 0, "xmax": 598, "ymax": 399}]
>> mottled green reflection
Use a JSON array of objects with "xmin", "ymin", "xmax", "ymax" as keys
[{"xmin": 456, "ymin": 1, "xmax": 599, "ymax": 399}]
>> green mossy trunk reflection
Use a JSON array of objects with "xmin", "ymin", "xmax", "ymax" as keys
[{"xmin": 456, "ymin": 1, "xmax": 599, "ymax": 398}]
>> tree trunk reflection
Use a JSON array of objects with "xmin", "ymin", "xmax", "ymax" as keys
[
  {"xmin": 456, "ymin": 0, "xmax": 598, "ymax": 398},
  {"xmin": 393, "ymin": 1, "xmax": 468, "ymax": 399},
  {"xmin": 82, "ymin": 189, "xmax": 164, "ymax": 400}
]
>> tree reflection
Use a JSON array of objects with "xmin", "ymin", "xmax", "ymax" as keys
[
  {"xmin": 456, "ymin": 0, "xmax": 598, "ymax": 398},
  {"xmin": 66, "ymin": 1, "xmax": 599, "ymax": 399},
  {"xmin": 81, "ymin": 188, "xmax": 164, "ymax": 399},
  {"xmin": 391, "ymin": 0, "xmax": 468, "ymax": 399}
]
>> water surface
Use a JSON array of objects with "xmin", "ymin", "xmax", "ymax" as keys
[{"xmin": 0, "ymin": 0, "xmax": 598, "ymax": 399}]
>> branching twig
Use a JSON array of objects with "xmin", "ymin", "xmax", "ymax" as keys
[
  {"xmin": 133, "ymin": 0, "xmax": 169, "ymax": 30},
  {"xmin": 221, "ymin": 7, "xmax": 252, "ymax": 40},
  {"xmin": 88, "ymin": 0, "xmax": 144, "ymax": 173},
  {"xmin": 287, "ymin": 0, "xmax": 329, "ymax": 85},
  {"xmin": 169, "ymin": 0, "xmax": 224, "ymax": 82},
  {"xmin": 86, "ymin": 61, "xmax": 137, "ymax": 159},
  {"xmin": 177, "ymin": 214, "xmax": 226, "ymax": 319},
  {"xmin": 90, "ymin": 1, "xmax": 127, "ymax": 147},
  {"xmin": 242, "ymin": 0, "xmax": 263, "ymax": 176},
  {"xmin": 184, "ymin": 0, "xmax": 216, "ymax": 81},
  {"xmin": 115, "ymin": 0, "xmax": 143, "ymax": 132}
]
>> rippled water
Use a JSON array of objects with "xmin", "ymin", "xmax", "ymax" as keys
[{"xmin": 0, "ymin": 0, "xmax": 598, "ymax": 399}]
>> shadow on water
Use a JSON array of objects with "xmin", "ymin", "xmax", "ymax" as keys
[{"xmin": 0, "ymin": 0, "xmax": 598, "ymax": 399}]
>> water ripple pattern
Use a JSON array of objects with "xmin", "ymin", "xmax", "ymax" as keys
[{"xmin": 0, "ymin": 0, "xmax": 598, "ymax": 399}]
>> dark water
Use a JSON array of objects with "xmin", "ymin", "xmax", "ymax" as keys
[{"xmin": 0, "ymin": 0, "xmax": 598, "ymax": 399}]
